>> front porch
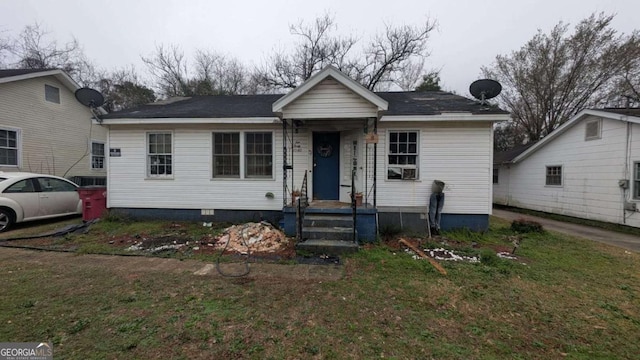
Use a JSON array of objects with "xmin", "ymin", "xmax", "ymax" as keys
[{"xmin": 282, "ymin": 201, "xmax": 377, "ymax": 245}]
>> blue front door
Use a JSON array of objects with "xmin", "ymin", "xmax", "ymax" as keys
[{"xmin": 313, "ymin": 132, "xmax": 340, "ymax": 200}]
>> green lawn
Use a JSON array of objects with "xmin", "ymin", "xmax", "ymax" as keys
[{"xmin": 1, "ymin": 217, "xmax": 639, "ymax": 359}]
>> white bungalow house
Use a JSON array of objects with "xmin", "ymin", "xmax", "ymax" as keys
[
  {"xmin": 0, "ymin": 69, "xmax": 107, "ymax": 185},
  {"xmin": 100, "ymin": 66, "xmax": 509, "ymax": 248},
  {"xmin": 493, "ymin": 108, "xmax": 640, "ymax": 228}
]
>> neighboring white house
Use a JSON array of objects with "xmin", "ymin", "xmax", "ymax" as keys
[
  {"xmin": 0, "ymin": 69, "xmax": 107, "ymax": 185},
  {"xmin": 493, "ymin": 108, "xmax": 640, "ymax": 228},
  {"xmin": 100, "ymin": 66, "xmax": 509, "ymax": 241}
]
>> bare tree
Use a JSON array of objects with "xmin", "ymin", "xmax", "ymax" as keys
[
  {"xmin": 95, "ymin": 67, "xmax": 156, "ymax": 112},
  {"xmin": 10, "ymin": 23, "xmax": 96, "ymax": 85},
  {"xmin": 0, "ymin": 32, "xmax": 12, "ymax": 67},
  {"xmin": 483, "ymin": 13, "xmax": 639, "ymax": 142},
  {"xmin": 254, "ymin": 14, "xmax": 436, "ymax": 92},
  {"xmin": 142, "ymin": 45, "xmax": 250, "ymax": 97}
]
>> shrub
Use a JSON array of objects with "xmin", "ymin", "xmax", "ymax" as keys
[{"xmin": 511, "ymin": 218, "xmax": 543, "ymax": 233}]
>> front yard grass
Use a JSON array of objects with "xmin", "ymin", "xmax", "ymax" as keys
[{"xmin": 1, "ymin": 217, "xmax": 639, "ymax": 359}]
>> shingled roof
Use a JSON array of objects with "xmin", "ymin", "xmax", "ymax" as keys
[
  {"xmin": 101, "ymin": 91, "xmax": 508, "ymax": 119},
  {"xmin": 494, "ymin": 143, "xmax": 537, "ymax": 165},
  {"xmin": 0, "ymin": 68, "xmax": 58, "ymax": 78}
]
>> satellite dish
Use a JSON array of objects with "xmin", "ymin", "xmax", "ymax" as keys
[
  {"xmin": 469, "ymin": 79, "xmax": 502, "ymax": 105},
  {"xmin": 74, "ymin": 87, "xmax": 105, "ymax": 108}
]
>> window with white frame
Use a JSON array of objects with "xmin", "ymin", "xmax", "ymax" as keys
[
  {"xmin": 493, "ymin": 168, "xmax": 499, "ymax": 184},
  {"xmin": 212, "ymin": 132, "xmax": 274, "ymax": 179},
  {"xmin": 91, "ymin": 141, "xmax": 105, "ymax": 170},
  {"xmin": 45, "ymin": 84, "xmax": 60, "ymax": 103},
  {"xmin": 147, "ymin": 132, "xmax": 172, "ymax": 177},
  {"xmin": 245, "ymin": 132, "xmax": 273, "ymax": 178},
  {"xmin": 585, "ymin": 119, "xmax": 602, "ymax": 140},
  {"xmin": 545, "ymin": 165, "xmax": 562, "ymax": 186},
  {"xmin": 212, "ymin": 132, "xmax": 240, "ymax": 178},
  {"xmin": 387, "ymin": 130, "xmax": 418, "ymax": 180},
  {"xmin": 0, "ymin": 129, "xmax": 19, "ymax": 166},
  {"xmin": 634, "ymin": 162, "xmax": 640, "ymax": 199}
]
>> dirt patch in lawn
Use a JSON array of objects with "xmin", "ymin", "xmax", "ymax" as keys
[{"xmin": 122, "ymin": 221, "xmax": 296, "ymax": 260}]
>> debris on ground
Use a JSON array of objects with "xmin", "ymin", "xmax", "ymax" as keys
[
  {"xmin": 497, "ymin": 252, "xmax": 518, "ymax": 260},
  {"xmin": 399, "ymin": 238, "xmax": 448, "ymax": 275},
  {"xmin": 214, "ymin": 221, "xmax": 288, "ymax": 253},
  {"xmin": 124, "ymin": 221, "xmax": 289, "ymax": 255}
]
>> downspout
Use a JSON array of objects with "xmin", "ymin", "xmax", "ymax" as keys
[
  {"xmin": 282, "ymin": 118, "xmax": 287, "ymax": 207},
  {"xmin": 373, "ymin": 116, "xmax": 378, "ymax": 208},
  {"xmin": 623, "ymin": 120, "xmax": 631, "ymax": 224}
]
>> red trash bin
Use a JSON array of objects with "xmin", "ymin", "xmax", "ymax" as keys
[{"xmin": 77, "ymin": 186, "xmax": 107, "ymax": 221}]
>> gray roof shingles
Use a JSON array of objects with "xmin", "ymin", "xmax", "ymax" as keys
[
  {"xmin": 0, "ymin": 68, "xmax": 58, "ymax": 79},
  {"xmin": 101, "ymin": 91, "xmax": 508, "ymax": 119},
  {"xmin": 494, "ymin": 142, "xmax": 537, "ymax": 164}
]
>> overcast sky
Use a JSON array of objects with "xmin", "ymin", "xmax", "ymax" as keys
[{"xmin": 1, "ymin": 0, "xmax": 638, "ymax": 95}]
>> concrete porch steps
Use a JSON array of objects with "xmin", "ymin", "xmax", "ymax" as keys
[
  {"xmin": 296, "ymin": 239, "xmax": 359, "ymax": 255},
  {"xmin": 296, "ymin": 212, "xmax": 358, "ymax": 255}
]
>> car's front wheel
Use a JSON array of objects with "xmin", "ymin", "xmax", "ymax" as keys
[{"xmin": 0, "ymin": 208, "xmax": 15, "ymax": 232}]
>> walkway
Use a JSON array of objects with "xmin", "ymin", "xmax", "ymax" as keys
[{"xmin": 493, "ymin": 208, "xmax": 640, "ymax": 252}]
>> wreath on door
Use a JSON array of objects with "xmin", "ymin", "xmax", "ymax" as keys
[{"xmin": 317, "ymin": 144, "xmax": 333, "ymax": 158}]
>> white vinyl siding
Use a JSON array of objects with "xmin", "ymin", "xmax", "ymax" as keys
[
  {"xmin": 280, "ymin": 77, "xmax": 378, "ymax": 119},
  {"xmin": 377, "ymin": 121, "xmax": 493, "ymax": 214},
  {"xmin": 0, "ymin": 76, "xmax": 106, "ymax": 177},
  {"xmin": 45, "ymin": 84, "xmax": 60, "ymax": 103},
  {"xmin": 108, "ymin": 125, "xmax": 282, "ymax": 210},
  {"xmin": 0, "ymin": 128, "xmax": 19, "ymax": 166},
  {"xmin": 91, "ymin": 141, "xmax": 105, "ymax": 170},
  {"xmin": 494, "ymin": 115, "xmax": 640, "ymax": 227}
]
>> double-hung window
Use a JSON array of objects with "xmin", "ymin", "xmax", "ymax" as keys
[
  {"xmin": 212, "ymin": 132, "xmax": 273, "ymax": 179},
  {"xmin": 213, "ymin": 133, "xmax": 240, "ymax": 178},
  {"xmin": 245, "ymin": 132, "xmax": 273, "ymax": 178},
  {"xmin": 91, "ymin": 141, "xmax": 105, "ymax": 170},
  {"xmin": 387, "ymin": 130, "xmax": 418, "ymax": 180},
  {"xmin": 0, "ymin": 129, "xmax": 19, "ymax": 166},
  {"xmin": 147, "ymin": 132, "xmax": 172, "ymax": 177},
  {"xmin": 545, "ymin": 165, "xmax": 562, "ymax": 186}
]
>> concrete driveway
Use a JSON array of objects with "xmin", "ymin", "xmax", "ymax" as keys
[{"xmin": 493, "ymin": 208, "xmax": 640, "ymax": 252}]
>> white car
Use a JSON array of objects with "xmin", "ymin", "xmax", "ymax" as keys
[{"xmin": 0, "ymin": 172, "xmax": 82, "ymax": 232}]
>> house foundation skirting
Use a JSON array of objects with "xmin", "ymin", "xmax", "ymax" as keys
[
  {"xmin": 377, "ymin": 212, "xmax": 489, "ymax": 233},
  {"xmin": 109, "ymin": 208, "xmax": 282, "ymax": 224}
]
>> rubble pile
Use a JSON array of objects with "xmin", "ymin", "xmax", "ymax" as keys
[
  {"xmin": 404, "ymin": 247, "xmax": 480, "ymax": 263},
  {"xmin": 214, "ymin": 221, "xmax": 288, "ymax": 253}
]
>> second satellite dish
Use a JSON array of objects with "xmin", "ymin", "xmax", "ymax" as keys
[
  {"xmin": 469, "ymin": 79, "xmax": 502, "ymax": 105},
  {"xmin": 75, "ymin": 87, "xmax": 105, "ymax": 108}
]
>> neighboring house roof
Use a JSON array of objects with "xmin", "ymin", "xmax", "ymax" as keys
[
  {"xmin": 494, "ymin": 142, "xmax": 537, "ymax": 165},
  {"xmin": 0, "ymin": 68, "xmax": 80, "ymax": 91},
  {"xmin": 508, "ymin": 108, "xmax": 640, "ymax": 164},
  {"xmin": 272, "ymin": 65, "xmax": 389, "ymax": 112},
  {"xmin": 597, "ymin": 108, "xmax": 640, "ymax": 117},
  {"xmin": 102, "ymin": 91, "xmax": 508, "ymax": 120}
]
